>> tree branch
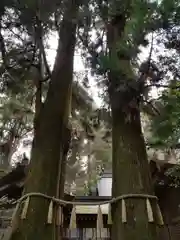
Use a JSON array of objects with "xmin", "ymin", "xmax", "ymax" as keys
[
  {"xmin": 35, "ymin": 16, "xmax": 51, "ymax": 78},
  {"xmin": 146, "ymin": 84, "xmax": 180, "ymax": 89},
  {"xmin": 0, "ymin": 22, "xmax": 7, "ymax": 67},
  {"xmin": 142, "ymin": 99, "xmax": 160, "ymax": 116}
]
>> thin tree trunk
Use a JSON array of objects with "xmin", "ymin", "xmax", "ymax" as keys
[
  {"xmin": 34, "ymin": 74, "xmax": 42, "ymax": 133},
  {"xmin": 59, "ymin": 81, "xmax": 72, "ymax": 198},
  {"xmin": 59, "ymin": 152, "xmax": 67, "ymax": 198},
  {"xmin": 10, "ymin": 1, "xmax": 81, "ymax": 240},
  {"xmin": 0, "ymin": 128, "xmax": 18, "ymax": 169},
  {"xmin": 56, "ymin": 125, "xmax": 71, "ymax": 240}
]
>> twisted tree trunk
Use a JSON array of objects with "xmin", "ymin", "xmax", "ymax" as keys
[{"xmin": 10, "ymin": 1, "xmax": 81, "ymax": 240}]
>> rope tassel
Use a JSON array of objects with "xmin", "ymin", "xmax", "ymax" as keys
[
  {"xmin": 146, "ymin": 198, "xmax": 154, "ymax": 222},
  {"xmin": 156, "ymin": 203, "xmax": 164, "ymax": 225},
  {"xmin": 47, "ymin": 200, "xmax": 53, "ymax": 224},
  {"xmin": 97, "ymin": 205, "xmax": 103, "ymax": 230},
  {"xmin": 56, "ymin": 205, "xmax": 63, "ymax": 226},
  {"xmin": 11, "ymin": 202, "xmax": 20, "ymax": 232},
  {"xmin": 69, "ymin": 205, "xmax": 76, "ymax": 229},
  {"xmin": 121, "ymin": 199, "xmax": 127, "ymax": 223},
  {"xmin": 107, "ymin": 203, "xmax": 112, "ymax": 225},
  {"xmin": 21, "ymin": 197, "xmax": 30, "ymax": 220}
]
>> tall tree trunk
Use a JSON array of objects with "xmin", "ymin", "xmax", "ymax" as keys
[
  {"xmin": 106, "ymin": 11, "xmax": 158, "ymax": 240},
  {"xmin": 10, "ymin": 1, "xmax": 81, "ymax": 240}
]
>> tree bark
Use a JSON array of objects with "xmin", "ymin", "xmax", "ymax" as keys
[
  {"xmin": 111, "ymin": 106, "xmax": 157, "ymax": 240},
  {"xmin": 10, "ymin": 1, "xmax": 81, "ymax": 240}
]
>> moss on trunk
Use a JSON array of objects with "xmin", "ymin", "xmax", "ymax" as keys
[
  {"xmin": 10, "ymin": 1, "xmax": 81, "ymax": 240},
  {"xmin": 111, "ymin": 108, "xmax": 157, "ymax": 240}
]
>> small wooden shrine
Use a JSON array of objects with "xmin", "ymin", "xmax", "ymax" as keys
[{"xmin": 62, "ymin": 195, "xmax": 111, "ymax": 239}]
